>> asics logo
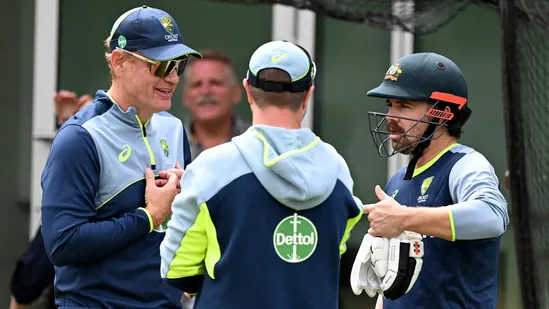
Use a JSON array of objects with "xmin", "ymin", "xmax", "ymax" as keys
[
  {"xmin": 118, "ymin": 144, "xmax": 131, "ymax": 162},
  {"xmin": 271, "ymin": 52, "xmax": 287, "ymax": 63}
]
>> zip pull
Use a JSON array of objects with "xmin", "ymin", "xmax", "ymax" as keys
[{"xmin": 137, "ymin": 119, "xmax": 156, "ymax": 171}]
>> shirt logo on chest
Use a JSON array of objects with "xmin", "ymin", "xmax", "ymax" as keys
[
  {"xmin": 160, "ymin": 139, "xmax": 169, "ymax": 157},
  {"xmin": 160, "ymin": 138, "xmax": 174, "ymax": 165},
  {"xmin": 118, "ymin": 144, "xmax": 131, "ymax": 163},
  {"xmin": 417, "ymin": 176, "xmax": 434, "ymax": 203}
]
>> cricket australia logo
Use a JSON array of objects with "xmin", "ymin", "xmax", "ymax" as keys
[
  {"xmin": 384, "ymin": 63, "xmax": 402, "ymax": 81},
  {"xmin": 160, "ymin": 138, "xmax": 173, "ymax": 165},
  {"xmin": 159, "ymin": 15, "xmax": 179, "ymax": 42},
  {"xmin": 273, "ymin": 213, "xmax": 318, "ymax": 263},
  {"xmin": 417, "ymin": 176, "xmax": 434, "ymax": 203},
  {"xmin": 160, "ymin": 139, "xmax": 169, "ymax": 157},
  {"xmin": 159, "ymin": 16, "xmax": 174, "ymax": 33}
]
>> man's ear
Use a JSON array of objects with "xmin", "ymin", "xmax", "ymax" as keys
[
  {"xmin": 110, "ymin": 49, "xmax": 126, "ymax": 71},
  {"xmin": 302, "ymin": 85, "xmax": 315, "ymax": 110},
  {"xmin": 242, "ymin": 79, "xmax": 254, "ymax": 106}
]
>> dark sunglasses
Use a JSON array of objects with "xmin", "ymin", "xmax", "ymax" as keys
[{"xmin": 118, "ymin": 48, "xmax": 190, "ymax": 78}]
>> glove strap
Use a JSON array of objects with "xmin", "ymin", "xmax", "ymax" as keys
[{"xmin": 382, "ymin": 236, "xmax": 424, "ymax": 301}]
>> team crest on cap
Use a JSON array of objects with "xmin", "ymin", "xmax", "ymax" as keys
[
  {"xmin": 117, "ymin": 36, "xmax": 127, "ymax": 49},
  {"xmin": 159, "ymin": 16, "xmax": 174, "ymax": 34},
  {"xmin": 384, "ymin": 63, "xmax": 402, "ymax": 81}
]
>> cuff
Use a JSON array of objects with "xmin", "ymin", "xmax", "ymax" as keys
[
  {"xmin": 138, "ymin": 207, "xmax": 154, "ymax": 233},
  {"xmin": 447, "ymin": 207, "xmax": 456, "ymax": 242}
]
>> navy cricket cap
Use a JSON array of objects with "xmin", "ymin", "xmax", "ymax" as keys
[
  {"xmin": 108, "ymin": 5, "xmax": 201, "ymax": 61},
  {"xmin": 246, "ymin": 40, "xmax": 316, "ymax": 93}
]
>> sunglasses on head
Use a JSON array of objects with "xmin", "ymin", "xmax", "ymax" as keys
[{"xmin": 117, "ymin": 48, "xmax": 190, "ymax": 78}]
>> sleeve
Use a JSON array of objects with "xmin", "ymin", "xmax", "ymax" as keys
[
  {"xmin": 448, "ymin": 151, "xmax": 510, "ymax": 241},
  {"xmin": 182, "ymin": 126, "xmax": 192, "ymax": 168},
  {"xmin": 10, "ymin": 226, "xmax": 55, "ymax": 304},
  {"xmin": 334, "ymin": 152, "xmax": 364, "ymax": 255},
  {"xmin": 160, "ymin": 166, "xmax": 212, "ymax": 294},
  {"xmin": 339, "ymin": 196, "xmax": 364, "ymax": 256},
  {"xmin": 41, "ymin": 125, "xmax": 153, "ymax": 267}
]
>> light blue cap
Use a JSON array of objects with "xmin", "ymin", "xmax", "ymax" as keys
[{"xmin": 246, "ymin": 40, "xmax": 316, "ymax": 93}]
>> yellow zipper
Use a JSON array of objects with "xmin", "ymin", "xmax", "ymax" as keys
[{"xmin": 135, "ymin": 115, "xmax": 156, "ymax": 170}]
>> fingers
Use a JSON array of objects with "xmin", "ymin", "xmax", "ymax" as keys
[
  {"xmin": 157, "ymin": 171, "xmax": 169, "ymax": 180},
  {"xmin": 78, "ymin": 94, "xmax": 93, "ymax": 105},
  {"xmin": 176, "ymin": 161, "xmax": 182, "ymax": 169},
  {"xmin": 155, "ymin": 179, "xmax": 168, "ymax": 187},
  {"xmin": 54, "ymin": 90, "xmax": 78, "ymax": 103},
  {"xmin": 167, "ymin": 169, "xmax": 184, "ymax": 179},
  {"xmin": 165, "ymin": 172, "xmax": 179, "ymax": 188},
  {"xmin": 368, "ymin": 227, "xmax": 379, "ymax": 237},
  {"xmin": 363, "ymin": 204, "xmax": 373, "ymax": 214},
  {"xmin": 144, "ymin": 168, "xmax": 155, "ymax": 184},
  {"xmin": 375, "ymin": 185, "xmax": 389, "ymax": 201},
  {"xmin": 159, "ymin": 169, "xmax": 183, "ymax": 180}
]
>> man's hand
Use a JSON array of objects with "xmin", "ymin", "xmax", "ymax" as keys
[
  {"xmin": 144, "ymin": 168, "xmax": 178, "ymax": 228},
  {"xmin": 364, "ymin": 185, "xmax": 406, "ymax": 237},
  {"xmin": 54, "ymin": 90, "xmax": 92, "ymax": 125},
  {"xmin": 155, "ymin": 162, "xmax": 184, "ymax": 193},
  {"xmin": 350, "ymin": 231, "xmax": 424, "ymax": 301}
]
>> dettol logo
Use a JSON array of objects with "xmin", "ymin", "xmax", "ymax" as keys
[{"xmin": 273, "ymin": 213, "xmax": 318, "ymax": 263}]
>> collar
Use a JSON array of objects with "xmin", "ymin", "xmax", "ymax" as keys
[
  {"xmin": 412, "ymin": 143, "xmax": 460, "ymax": 178},
  {"xmin": 94, "ymin": 90, "xmax": 152, "ymax": 129},
  {"xmin": 185, "ymin": 114, "xmax": 249, "ymax": 143}
]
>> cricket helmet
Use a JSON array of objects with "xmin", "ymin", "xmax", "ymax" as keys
[{"xmin": 367, "ymin": 52, "xmax": 472, "ymax": 180}]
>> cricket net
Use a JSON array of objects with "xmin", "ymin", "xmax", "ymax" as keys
[
  {"xmin": 501, "ymin": 1, "xmax": 549, "ymax": 308},
  {"xmin": 201, "ymin": 0, "xmax": 548, "ymax": 308}
]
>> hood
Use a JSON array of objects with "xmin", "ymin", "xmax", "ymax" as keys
[{"xmin": 232, "ymin": 125, "xmax": 340, "ymax": 211}]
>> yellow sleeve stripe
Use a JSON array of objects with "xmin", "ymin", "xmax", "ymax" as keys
[
  {"xmin": 138, "ymin": 207, "xmax": 154, "ymax": 233},
  {"xmin": 447, "ymin": 207, "xmax": 456, "ymax": 242},
  {"xmin": 339, "ymin": 207, "xmax": 364, "ymax": 256}
]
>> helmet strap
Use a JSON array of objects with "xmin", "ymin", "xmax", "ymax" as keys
[{"xmin": 403, "ymin": 123, "xmax": 438, "ymax": 180}]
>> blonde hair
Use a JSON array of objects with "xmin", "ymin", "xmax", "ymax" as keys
[{"xmin": 104, "ymin": 35, "xmax": 129, "ymax": 80}]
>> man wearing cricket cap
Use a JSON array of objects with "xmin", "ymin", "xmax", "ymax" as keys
[
  {"xmin": 159, "ymin": 40, "xmax": 364, "ymax": 309},
  {"xmin": 40, "ymin": 6, "xmax": 200, "ymax": 309}
]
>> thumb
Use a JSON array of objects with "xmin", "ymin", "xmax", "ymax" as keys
[
  {"xmin": 144, "ymin": 168, "xmax": 156, "ymax": 185},
  {"xmin": 176, "ymin": 161, "xmax": 182, "ymax": 170},
  {"xmin": 166, "ymin": 172, "xmax": 179, "ymax": 188},
  {"xmin": 375, "ymin": 185, "xmax": 389, "ymax": 201}
]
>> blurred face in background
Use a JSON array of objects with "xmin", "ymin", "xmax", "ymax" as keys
[{"xmin": 183, "ymin": 59, "xmax": 241, "ymax": 122}]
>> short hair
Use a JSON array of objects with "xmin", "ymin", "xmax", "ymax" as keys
[
  {"xmin": 184, "ymin": 49, "xmax": 237, "ymax": 86},
  {"xmin": 248, "ymin": 68, "xmax": 308, "ymax": 111},
  {"xmin": 430, "ymin": 101, "xmax": 464, "ymax": 139},
  {"xmin": 103, "ymin": 35, "xmax": 130, "ymax": 80},
  {"xmin": 104, "ymin": 36, "xmax": 114, "ymax": 78}
]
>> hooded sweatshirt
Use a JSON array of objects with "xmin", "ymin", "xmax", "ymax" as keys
[{"xmin": 160, "ymin": 125, "xmax": 363, "ymax": 309}]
